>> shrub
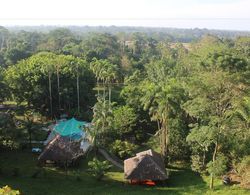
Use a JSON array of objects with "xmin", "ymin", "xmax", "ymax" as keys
[
  {"xmin": 0, "ymin": 113, "xmax": 19, "ymax": 150},
  {"xmin": 0, "ymin": 185, "xmax": 20, "ymax": 195},
  {"xmin": 112, "ymin": 106, "xmax": 137, "ymax": 137},
  {"xmin": 237, "ymin": 155, "xmax": 250, "ymax": 187},
  {"xmin": 207, "ymin": 154, "xmax": 228, "ymax": 177},
  {"xmin": 191, "ymin": 155, "xmax": 205, "ymax": 173},
  {"xmin": 110, "ymin": 140, "xmax": 138, "ymax": 159},
  {"xmin": 88, "ymin": 158, "xmax": 112, "ymax": 180}
]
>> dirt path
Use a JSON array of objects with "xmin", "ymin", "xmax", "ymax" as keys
[{"xmin": 98, "ymin": 148, "xmax": 123, "ymax": 170}]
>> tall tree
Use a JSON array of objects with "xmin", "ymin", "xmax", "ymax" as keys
[
  {"xmin": 90, "ymin": 96, "xmax": 113, "ymax": 147},
  {"xmin": 90, "ymin": 59, "xmax": 118, "ymax": 106},
  {"xmin": 184, "ymin": 70, "xmax": 247, "ymax": 189},
  {"xmin": 141, "ymin": 78, "xmax": 185, "ymax": 159}
]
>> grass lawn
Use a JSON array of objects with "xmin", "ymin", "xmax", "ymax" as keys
[{"xmin": 0, "ymin": 151, "xmax": 249, "ymax": 195}]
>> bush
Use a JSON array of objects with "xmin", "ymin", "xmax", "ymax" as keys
[
  {"xmin": 88, "ymin": 158, "xmax": 112, "ymax": 180},
  {"xmin": 0, "ymin": 113, "xmax": 20, "ymax": 150},
  {"xmin": 0, "ymin": 185, "xmax": 20, "ymax": 195},
  {"xmin": 237, "ymin": 155, "xmax": 250, "ymax": 187},
  {"xmin": 191, "ymin": 155, "xmax": 205, "ymax": 173},
  {"xmin": 110, "ymin": 140, "xmax": 138, "ymax": 159},
  {"xmin": 207, "ymin": 154, "xmax": 228, "ymax": 177},
  {"xmin": 112, "ymin": 106, "xmax": 137, "ymax": 137}
]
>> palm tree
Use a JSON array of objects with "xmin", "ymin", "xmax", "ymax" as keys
[
  {"xmin": 141, "ymin": 80, "xmax": 182, "ymax": 159},
  {"xmin": 71, "ymin": 59, "xmax": 81, "ymax": 115},
  {"xmin": 91, "ymin": 96, "xmax": 113, "ymax": 146},
  {"xmin": 234, "ymin": 97, "xmax": 250, "ymax": 130},
  {"xmin": 98, "ymin": 60, "xmax": 118, "ymax": 106},
  {"xmin": 99, "ymin": 65, "xmax": 107, "ymax": 99},
  {"xmin": 40, "ymin": 55, "xmax": 54, "ymax": 118},
  {"xmin": 106, "ymin": 63, "xmax": 118, "ymax": 106},
  {"xmin": 90, "ymin": 58, "xmax": 102, "ymax": 96},
  {"xmin": 55, "ymin": 57, "xmax": 62, "ymax": 113},
  {"xmin": 42, "ymin": 59, "xmax": 54, "ymax": 119},
  {"xmin": 76, "ymin": 61, "xmax": 80, "ymax": 114},
  {"xmin": 49, "ymin": 73, "xmax": 52, "ymax": 115},
  {"xmin": 91, "ymin": 59, "xmax": 118, "ymax": 105}
]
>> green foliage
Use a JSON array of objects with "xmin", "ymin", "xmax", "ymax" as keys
[
  {"xmin": 121, "ymin": 70, "xmax": 158, "ymax": 142},
  {"xmin": 168, "ymin": 118, "xmax": 190, "ymax": 161},
  {"xmin": 0, "ymin": 113, "xmax": 19, "ymax": 150},
  {"xmin": 203, "ymin": 51, "xmax": 248, "ymax": 73},
  {"xmin": 0, "ymin": 67, "xmax": 9, "ymax": 101},
  {"xmin": 90, "ymin": 96, "xmax": 113, "ymax": 146},
  {"xmin": 112, "ymin": 105, "xmax": 137, "ymax": 137},
  {"xmin": 190, "ymin": 155, "xmax": 205, "ymax": 173},
  {"xmin": 90, "ymin": 58, "xmax": 118, "ymax": 84},
  {"xmin": 121, "ymin": 70, "xmax": 144, "ymax": 109},
  {"xmin": 207, "ymin": 154, "xmax": 228, "ymax": 177},
  {"xmin": 37, "ymin": 28, "xmax": 76, "ymax": 53},
  {"xmin": 109, "ymin": 140, "xmax": 138, "ymax": 159},
  {"xmin": 140, "ymin": 77, "xmax": 187, "ymax": 157},
  {"xmin": 83, "ymin": 33, "xmax": 121, "ymax": 64},
  {"xmin": 5, "ymin": 52, "xmax": 95, "ymax": 116},
  {"xmin": 236, "ymin": 156, "xmax": 250, "ymax": 186},
  {"xmin": 88, "ymin": 158, "xmax": 112, "ymax": 180},
  {"xmin": 0, "ymin": 27, "xmax": 250, "ymax": 191}
]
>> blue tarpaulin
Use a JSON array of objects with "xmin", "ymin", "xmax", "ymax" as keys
[{"xmin": 54, "ymin": 118, "xmax": 87, "ymax": 140}]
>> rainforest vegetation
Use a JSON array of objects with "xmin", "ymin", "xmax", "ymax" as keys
[{"xmin": 0, "ymin": 26, "xmax": 249, "ymax": 193}]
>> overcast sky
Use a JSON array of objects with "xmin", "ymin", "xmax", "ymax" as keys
[{"xmin": 1, "ymin": 0, "xmax": 250, "ymax": 30}]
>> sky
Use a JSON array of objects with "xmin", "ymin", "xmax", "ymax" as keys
[{"xmin": 0, "ymin": 0, "xmax": 250, "ymax": 31}]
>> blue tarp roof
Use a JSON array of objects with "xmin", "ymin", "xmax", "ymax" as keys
[{"xmin": 54, "ymin": 118, "xmax": 87, "ymax": 140}]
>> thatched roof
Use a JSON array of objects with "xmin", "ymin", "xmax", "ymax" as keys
[
  {"xmin": 38, "ymin": 135, "xmax": 84, "ymax": 165},
  {"xmin": 124, "ymin": 149, "xmax": 168, "ymax": 181}
]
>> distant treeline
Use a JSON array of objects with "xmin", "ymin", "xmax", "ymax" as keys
[{"xmin": 5, "ymin": 25, "xmax": 250, "ymax": 42}]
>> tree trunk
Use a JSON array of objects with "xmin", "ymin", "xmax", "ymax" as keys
[
  {"xmin": 48, "ymin": 72, "xmax": 53, "ymax": 119},
  {"xmin": 108, "ymin": 85, "xmax": 111, "ymax": 106},
  {"xmin": 163, "ymin": 126, "xmax": 168, "ymax": 159},
  {"xmin": 57, "ymin": 67, "xmax": 60, "ymax": 112},
  {"xmin": 161, "ymin": 127, "xmax": 165, "ymax": 157},
  {"xmin": 210, "ymin": 173, "xmax": 214, "ymax": 190},
  {"xmin": 161, "ymin": 121, "xmax": 168, "ymax": 159},
  {"xmin": 97, "ymin": 79, "xmax": 100, "ymax": 96},
  {"xmin": 77, "ymin": 65, "xmax": 80, "ymax": 114},
  {"xmin": 103, "ymin": 81, "xmax": 106, "ymax": 100},
  {"xmin": 202, "ymin": 150, "xmax": 206, "ymax": 168},
  {"xmin": 210, "ymin": 141, "xmax": 218, "ymax": 190},
  {"xmin": 157, "ymin": 119, "xmax": 160, "ymax": 133}
]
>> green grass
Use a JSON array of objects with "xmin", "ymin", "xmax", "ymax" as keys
[{"xmin": 0, "ymin": 151, "xmax": 249, "ymax": 195}]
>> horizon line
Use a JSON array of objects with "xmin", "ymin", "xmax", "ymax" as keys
[{"xmin": 3, "ymin": 24, "xmax": 250, "ymax": 33}]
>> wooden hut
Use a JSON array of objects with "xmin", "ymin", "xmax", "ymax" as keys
[
  {"xmin": 38, "ymin": 135, "xmax": 84, "ymax": 166},
  {"xmin": 124, "ymin": 149, "xmax": 168, "ymax": 184}
]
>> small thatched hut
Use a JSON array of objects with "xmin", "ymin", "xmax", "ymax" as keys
[
  {"xmin": 38, "ymin": 135, "xmax": 84, "ymax": 166},
  {"xmin": 124, "ymin": 149, "xmax": 168, "ymax": 183}
]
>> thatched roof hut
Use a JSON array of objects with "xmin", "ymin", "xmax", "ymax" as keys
[
  {"xmin": 124, "ymin": 149, "xmax": 168, "ymax": 181},
  {"xmin": 38, "ymin": 135, "xmax": 84, "ymax": 166}
]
